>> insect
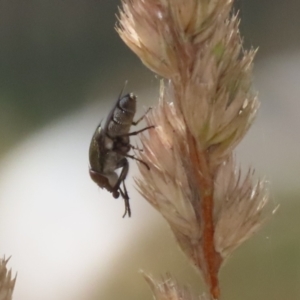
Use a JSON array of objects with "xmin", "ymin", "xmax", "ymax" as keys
[{"xmin": 89, "ymin": 91, "xmax": 153, "ymax": 217}]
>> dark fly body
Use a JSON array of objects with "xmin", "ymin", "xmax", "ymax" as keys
[{"xmin": 89, "ymin": 92, "xmax": 153, "ymax": 217}]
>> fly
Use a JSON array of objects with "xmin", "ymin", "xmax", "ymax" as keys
[{"xmin": 89, "ymin": 90, "xmax": 153, "ymax": 217}]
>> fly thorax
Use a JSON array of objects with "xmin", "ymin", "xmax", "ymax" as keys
[
  {"xmin": 114, "ymin": 142, "xmax": 130, "ymax": 155},
  {"xmin": 118, "ymin": 135, "xmax": 129, "ymax": 144}
]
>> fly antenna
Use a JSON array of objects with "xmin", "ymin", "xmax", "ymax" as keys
[
  {"xmin": 118, "ymin": 80, "xmax": 128, "ymax": 100},
  {"xmin": 97, "ymin": 118, "xmax": 103, "ymax": 127}
]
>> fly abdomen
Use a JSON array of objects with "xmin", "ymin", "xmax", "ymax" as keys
[{"xmin": 107, "ymin": 93, "xmax": 136, "ymax": 137}]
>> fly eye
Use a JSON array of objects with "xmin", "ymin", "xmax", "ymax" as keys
[{"xmin": 113, "ymin": 191, "xmax": 120, "ymax": 199}]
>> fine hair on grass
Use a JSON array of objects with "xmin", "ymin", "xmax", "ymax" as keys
[{"xmin": 116, "ymin": 0, "xmax": 271, "ymax": 299}]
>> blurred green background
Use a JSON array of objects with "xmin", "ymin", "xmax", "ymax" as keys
[
  {"xmin": 0, "ymin": 0, "xmax": 155, "ymax": 155},
  {"xmin": 0, "ymin": 0, "xmax": 299, "ymax": 300},
  {"xmin": 0, "ymin": 0, "xmax": 299, "ymax": 154}
]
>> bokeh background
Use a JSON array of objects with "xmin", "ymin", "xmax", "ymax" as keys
[{"xmin": 0, "ymin": 0, "xmax": 299, "ymax": 299}]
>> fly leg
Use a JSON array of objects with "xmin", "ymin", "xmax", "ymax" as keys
[
  {"xmin": 113, "ymin": 158, "xmax": 131, "ymax": 218},
  {"xmin": 132, "ymin": 107, "xmax": 152, "ymax": 125},
  {"xmin": 123, "ymin": 153, "xmax": 150, "ymax": 170},
  {"xmin": 117, "ymin": 125, "xmax": 155, "ymax": 137},
  {"xmin": 114, "ymin": 158, "xmax": 129, "ymax": 189},
  {"xmin": 113, "ymin": 145, "xmax": 150, "ymax": 170},
  {"xmin": 130, "ymin": 144, "xmax": 144, "ymax": 152},
  {"xmin": 119, "ymin": 181, "xmax": 131, "ymax": 218}
]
